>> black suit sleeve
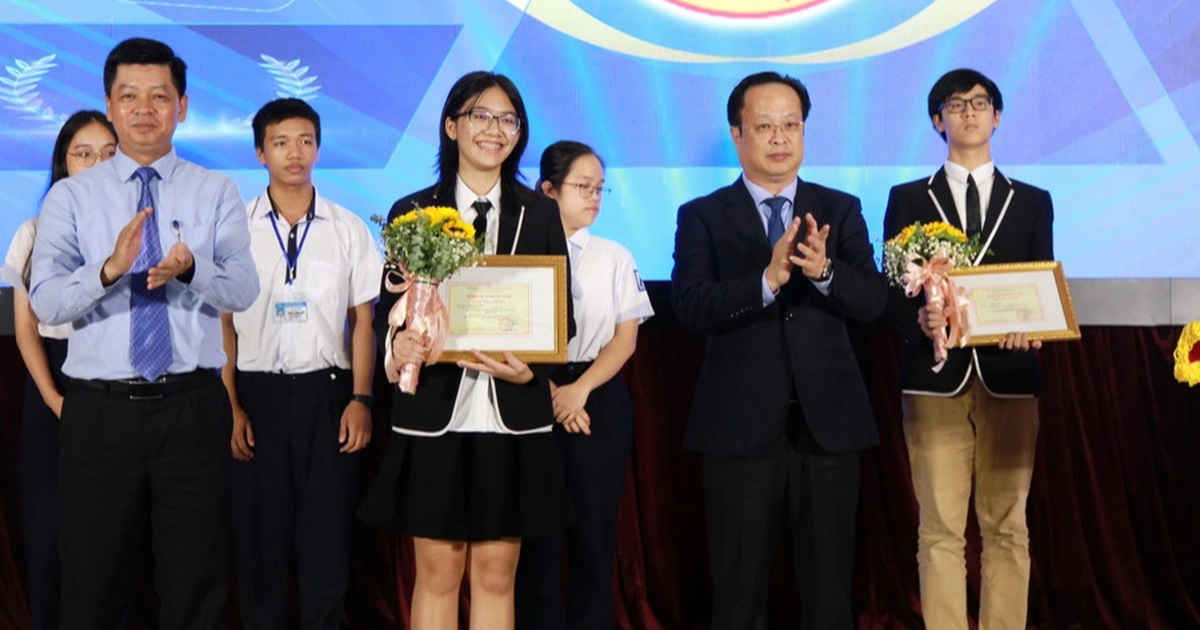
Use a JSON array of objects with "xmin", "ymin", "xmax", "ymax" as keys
[
  {"xmin": 539, "ymin": 196, "xmax": 576, "ymax": 341},
  {"xmin": 669, "ymin": 200, "xmax": 771, "ymax": 334},
  {"xmin": 820, "ymin": 195, "xmax": 886, "ymax": 323},
  {"xmin": 1031, "ymin": 189, "xmax": 1054, "ymax": 260}
]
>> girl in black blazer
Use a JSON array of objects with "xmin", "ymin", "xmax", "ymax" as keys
[{"xmin": 358, "ymin": 71, "xmax": 572, "ymax": 630}]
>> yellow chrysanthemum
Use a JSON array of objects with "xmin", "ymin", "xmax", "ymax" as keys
[
  {"xmin": 1174, "ymin": 321, "xmax": 1200, "ymax": 386},
  {"xmin": 442, "ymin": 219, "xmax": 475, "ymax": 241},
  {"xmin": 394, "ymin": 211, "xmax": 419, "ymax": 225}
]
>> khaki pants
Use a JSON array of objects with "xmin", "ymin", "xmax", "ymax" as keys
[{"xmin": 903, "ymin": 377, "xmax": 1039, "ymax": 630}]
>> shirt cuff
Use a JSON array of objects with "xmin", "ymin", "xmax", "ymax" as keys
[
  {"xmin": 761, "ymin": 272, "xmax": 777, "ymax": 306},
  {"xmin": 810, "ymin": 270, "xmax": 833, "ymax": 296}
]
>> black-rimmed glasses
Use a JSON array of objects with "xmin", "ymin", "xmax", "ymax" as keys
[
  {"xmin": 940, "ymin": 95, "xmax": 993, "ymax": 114},
  {"xmin": 458, "ymin": 108, "xmax": 521, "ymax": 134}
]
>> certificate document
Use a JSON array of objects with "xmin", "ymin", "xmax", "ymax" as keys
[
  {"xmin": 949, "ymin": 261, "xmax": 1081, "ymax": 346},
  {"xmin": 436, "ymin": 255, "xmax": 568, "ymax": 362}
]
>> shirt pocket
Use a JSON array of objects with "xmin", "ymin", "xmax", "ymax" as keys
[{"xmin": 303, "ymin": 259, "xmax": 343, "ymax": 306}]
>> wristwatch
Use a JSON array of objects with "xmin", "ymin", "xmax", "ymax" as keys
[
  {"xmin": 814, "ymin": 258, "xmax": 833, "ymax": 282},
  {"xmin": 351, "ymin": 393, "xmax": 376, "ymax": 409}
]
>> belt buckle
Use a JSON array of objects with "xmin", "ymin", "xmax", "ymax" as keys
[{"xmin": 128, "ymin": 380, "xmax": 165, "ymax": 401}]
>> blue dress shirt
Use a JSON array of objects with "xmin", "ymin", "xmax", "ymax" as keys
[
  {"xmin": 30, "ymin": 148, "xmax": 260, "ymax": 380},
  {"xmin": 741, "ymin": 175, "xmax": 831, "ymax": 304}
]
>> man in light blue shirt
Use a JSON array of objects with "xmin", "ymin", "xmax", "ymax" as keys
[{"xmin": 29, "ymin": 37, "xmax": 258, "ymax": 629}]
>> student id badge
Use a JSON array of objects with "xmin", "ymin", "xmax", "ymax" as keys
[{"xmin": 272, "ymin": 292, "xmax": 309, "ymax": 323}]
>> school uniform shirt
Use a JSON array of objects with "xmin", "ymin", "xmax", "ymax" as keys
[
  {"xmin": 437, "ymin": 177, "xmax": 552, "ymax": 435},
  {"xmin": 232, "ymin": 191, "xmax": 382, "ymax": 373},
  {"xmin": 566, "ymin": 228, "xmax": 654, "ymax": 362},
  {"xmin": 2, "ymin": 219, "xmax": 70, "ymax": 340},
  {"xmin": 943, "ymin": 160, "xmax": 996, "ymax": 228}
]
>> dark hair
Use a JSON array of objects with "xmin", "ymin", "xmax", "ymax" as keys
[
  {"xmin": 103, "ymin": 37, "xmax": 187, "ymax": 97},
  {"xmin": 32, "ymin": 110, "xmax": 116, "ymax": 285},
  {"xmin": 726, "ymin": 71, "xmax": 811, "ymax": 127},
  {"xmin": 252, "ymin": 98, "xmax": 321, "ymax": 149},
  {"xmin": 435, "ymin": 71, "xmax": 530, "ymax": 195},
  {"xmin": 48, "ymin": 110, "xmax": 116, "ymax": 188},
  {"xmin": 927, "ymin": 68, "xmax": 1004, "ymax": 141},
  {"xmin": 537, "ymin": 140, "xmax": 604, "ymax": 192}
]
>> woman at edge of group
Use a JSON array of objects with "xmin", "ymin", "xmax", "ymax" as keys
[
  {"xmin": 514, "ymin": 141, "xmax": 654, "ymax": 629},
  {"xmin": 2, "ymin": 110, "xmax": 117, "ymax": 630},
  {"xmin": 357, "ymin": 71, "xmax": 573, "ymax": 630}
]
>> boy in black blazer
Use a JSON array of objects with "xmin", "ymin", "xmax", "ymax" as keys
[{"xmin": 882, "ymin": 68, "xmax": 1054, "ymax": 630}]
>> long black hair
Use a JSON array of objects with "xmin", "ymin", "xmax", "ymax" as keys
[
  {"xmin": 434, "ymin": 71, "xmax": 530, "ymax": 197},
  {"xmin": 29, "ymin": 110, "xmax": 117, "ymax": 286},
  {"xmin": 48, "ymin": 109, "xmax": 115, "ymax": 189}
]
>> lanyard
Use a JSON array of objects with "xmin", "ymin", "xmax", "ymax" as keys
[{"xmin": 265, "ymin": 190, "xmax": 316, "ymax": 285}]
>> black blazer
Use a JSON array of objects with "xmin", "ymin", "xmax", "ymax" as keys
[
  {"xmin": 375, "ymin": 181, "xmax": 574, "ymax": 434},
  {"xmin": 670, "ymin": 176, "xmax": 886, "ymax": 457},
  {"xmin": 882, "ymin": 167, "xmax": 1054, "ymax": 396}
]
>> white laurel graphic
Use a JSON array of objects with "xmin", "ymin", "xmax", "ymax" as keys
[
  {"xmin": 0, "ymin": 54, "xmax": 64, "ymax": 124},
  {"xmin": 258, "ymin": 54, "xmax": 320, "ymax": 101}
]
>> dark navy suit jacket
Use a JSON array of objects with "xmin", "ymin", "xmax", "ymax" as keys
[{"xmin": 671, "ymin": 176, "xmax": 886, "ymax": 457}]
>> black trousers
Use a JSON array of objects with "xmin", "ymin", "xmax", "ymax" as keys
[
  {"xmin": 19, "ymin": 338, "xmax": 67, "ymax": 630},
  {"xmin": 515, "ymin": 363, "xmax": 633, "ymax": 630},
  {"xmin": 59, "ymin": 371, "xmax": 231, "ymax": 630},
  {"xmin": 703, "ymin": 404, "xmax": 861, "ymax": 630},
  {"xmin": 231, "ymin": 369, "xmax": 360, "ymax": 630}
]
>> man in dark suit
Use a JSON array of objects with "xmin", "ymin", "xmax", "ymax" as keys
[
  {"xmin": 670, "ymin": 71, "xmax": 886, "ymax": 629},
  {"xmin": 882, "ymin": 68, "xmax": 1053, "ymax": 630}
]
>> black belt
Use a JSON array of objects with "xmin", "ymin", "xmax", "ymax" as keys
[{"xmin": 72, "ymin": 369, "xmax": 219, "ymax": 400}]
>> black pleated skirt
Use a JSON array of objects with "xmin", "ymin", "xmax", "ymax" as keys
[{"xmin": 358, "ymin": 429, "xmax": 571, "ymax": 541}]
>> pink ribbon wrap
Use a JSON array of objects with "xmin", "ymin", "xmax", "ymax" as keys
[
  {"xmin": 383, "ymin": 264, "xmax": 449, "ymax": 394},
  {"xmin": 901, "ymin": 252, "xmax": 972, "ymax": 372}
]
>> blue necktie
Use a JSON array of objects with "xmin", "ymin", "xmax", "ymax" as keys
[
  {"xmin": 764, "ymin": 196, "xmax": 787, "ymax": 244},
  {"xmin": 129, "ymin": 167, "xmax": 173, "ymax": 381}
]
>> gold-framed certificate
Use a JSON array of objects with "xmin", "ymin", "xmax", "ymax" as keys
[
  {"xmin": 434, "ymin": 255, "xmax": 568, "ymax": 363},
  {"xmin": 949, "ymin": 261, "xmax": 1081, "ymax": 346}
]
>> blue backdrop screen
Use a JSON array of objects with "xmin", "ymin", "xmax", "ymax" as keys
[{"xmin": 1, "ymin": 0, "xmax": 1196, "ymax": 279}]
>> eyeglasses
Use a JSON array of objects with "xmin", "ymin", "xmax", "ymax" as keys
[
  {"xmin": 562, "ymin": 182, "xmax": 611, "ymax": 199},
  {"xmin": 459, "ymin": 108, "xmax": 521, "ymax": 135},
  {"xmin": 67, "ymin": 148, "xmax": 116, "ymax": 165},
  {"xmin": 740, "ymin": 120, "xmax": 804, "ymax": 139},
  {"xmin": 940, "ymin": 95, "xmax": 993, "ymax": 114}
]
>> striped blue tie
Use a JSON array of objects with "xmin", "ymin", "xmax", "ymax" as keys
[{"xmin": 129, "ymin": 167, "xmax": 173, "ymax": 381}]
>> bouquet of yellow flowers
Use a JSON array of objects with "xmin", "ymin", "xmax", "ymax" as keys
[
  {"xmin": 884, "ymin": 221, "xmax": 984, "ymax": 371},
  {"xmin": 373, "ymin": 205, "xmax": 483, "ymax": 393}
]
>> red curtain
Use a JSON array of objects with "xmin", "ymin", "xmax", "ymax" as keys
[{"xmin": 1, "ymin": 293, "xmax": 1198, "ymax": 628}]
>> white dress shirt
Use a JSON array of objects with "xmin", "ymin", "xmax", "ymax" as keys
[
  {"xmin": 2, "ymin": 219, "xmax": 71, "ymax": 339},
  {"xmin": 943, "ymin": 160, "xmax": 995, "ymax": 229},
  {"xmin": 566, "ymin": 228, "xmax": 654, "ymax": 362},
  {"xmin": 443, "ymin": 177, "xmax": 549, "ymax": 434},
  {"xmin": 232, "ymin": 190, "xmax": 382, "ymax": 373}
]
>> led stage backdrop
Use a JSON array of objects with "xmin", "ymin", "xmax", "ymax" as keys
[{"xmin": 0, "ymin": 0, "xmax": 1196, "ymax": 280}]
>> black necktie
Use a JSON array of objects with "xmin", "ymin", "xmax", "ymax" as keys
[
  {"xmin": 472, "ymin": 198, "xmax": 491, "ymax": 243},
  {"xmin": 965, "ymin": 174, "xmax": 981, "ymax": 237}
]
